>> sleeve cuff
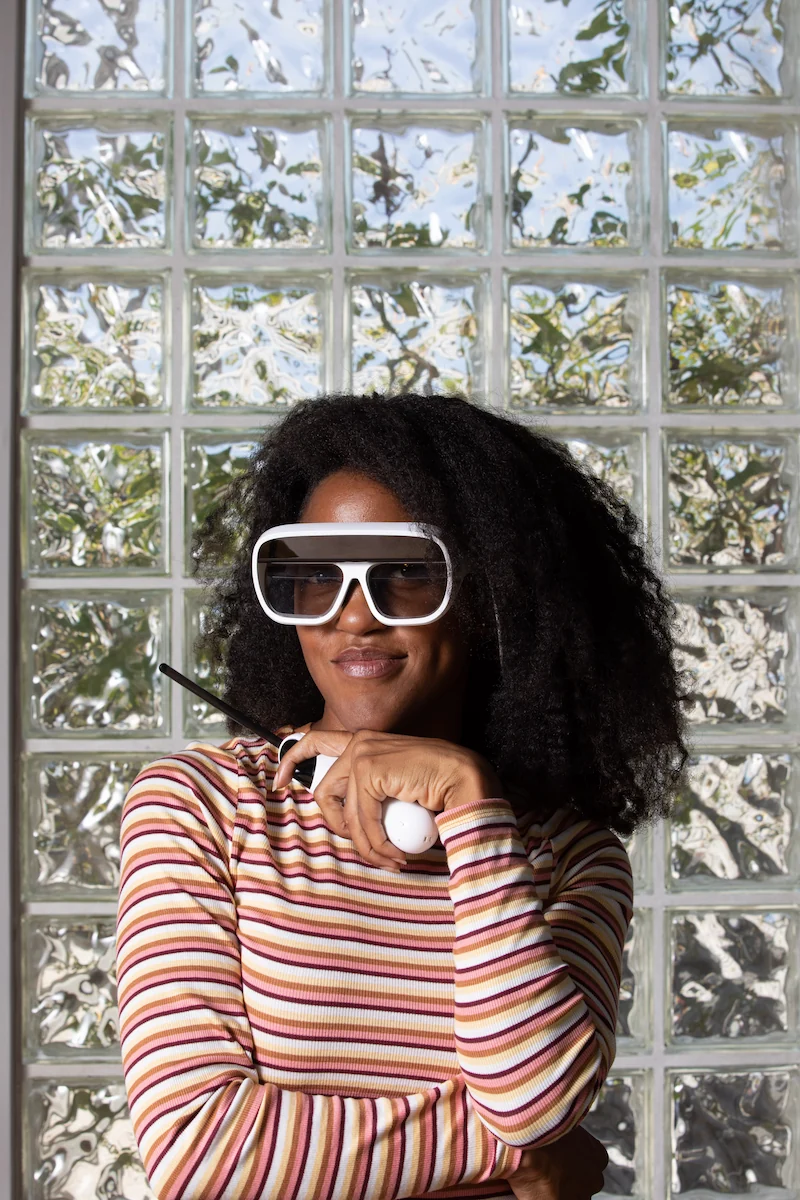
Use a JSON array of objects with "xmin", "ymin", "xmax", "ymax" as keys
[{"xmin": 434, "ymin": 796, "xmax": 517, "ymax": 839}]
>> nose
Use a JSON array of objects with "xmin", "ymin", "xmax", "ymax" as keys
[{"xmin": 335, "ymin": 579, "xmax": 380, "ymax": 630}]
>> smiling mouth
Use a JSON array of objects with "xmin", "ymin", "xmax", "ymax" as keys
[{"xmin": 332, "ymin": 656, "xmax": 406, "ymax": 678}]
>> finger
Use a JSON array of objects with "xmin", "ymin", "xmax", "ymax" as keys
[
  {"xmin": 315, "ymin": 792, "xmax": 349, "ymax": 839},
  {"xmin": 344, "ymin": 760, "xmax": 406, "ymax": 873},
  {"xmin": 353, "ymin": 764, "xmax": 407, "ymax": 867},
  {"xmin": 273, "ymin": 729, "xmax": 353, "ymax": 788}
]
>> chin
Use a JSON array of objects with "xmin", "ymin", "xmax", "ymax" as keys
[{"xmin": 334, "ymin": 695, "xmax": 407, "ymax": 734}]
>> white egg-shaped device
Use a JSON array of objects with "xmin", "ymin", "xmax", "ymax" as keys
[{"xmin": 277, "ymin": 732, "xmax": 440, "ymax": 854}]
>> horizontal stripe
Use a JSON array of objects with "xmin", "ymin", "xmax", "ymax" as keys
[{"xmin": 116, "ymin": 737, "xmax": 633, "ymax": 1199}]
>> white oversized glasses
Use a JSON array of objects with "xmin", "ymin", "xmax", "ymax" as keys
[{"xmin": 251, "ymin": 521, "xmax": 465, "ymax": 626}]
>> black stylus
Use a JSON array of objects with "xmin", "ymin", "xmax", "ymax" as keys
[{"xmin": 158, "ymin": 662, "xmax": 315, "ymax": 788}]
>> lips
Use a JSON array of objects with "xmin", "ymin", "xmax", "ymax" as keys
[
  {"xmin": 331, "ymin": 648, "xmax": 406, "ymax": 679},
  {"xmin": 332, "ymin": 649, "xmax": 405, "ymax": 663}
]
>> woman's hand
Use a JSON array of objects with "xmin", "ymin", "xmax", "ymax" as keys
[
  {"xmin": 272, "ymin": 729, "xmax": 502, "ymax": 872},
  {"xmin": 507, "ymin": 1128, "xmax": 609, "ymax": 1200}
]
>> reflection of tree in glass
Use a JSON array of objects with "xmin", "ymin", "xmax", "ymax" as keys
[
  {"xmin": 537, "ymin": 0, "xmax": 630, "ymax": 94},
  {"xmin": 30, "ymin": 597, "xmax": 165, "ymax": 732},
  {"xmin": 672, "ymin": 912, "xmax": 789, "ymax": 1039},
  {"xmin": 189, "ymin": 439, "xmax": 257, "ymax": 573},
  {"xmin": 510, "ymin": 283, "xmax": 632, "ymax": 407},
  {"xmin": 38, "ymin": 0, "xmax": 159, "ymax": 90},
  {"xmin": 510, "ymin": 129, "xmax": 629, "ymax": 247},
  {"xmin": 30, "ymin": 441, "xmax": 163, "ymax": 571},
  {"xmin": 673, "ymin": 1071, "xmax": 791, "ymax": 1192},
  {"xmin": 668, "ymin": 439, "xmax": 789, "ymax": 568},
  {"xmin": 353, "ymin": 282, "xmax": 476, "ymax": 394},
  {"xmin": 192, "ymin": 283, "xmax": 322, "ymax": 406},
  {"xmin": 193, "ymin": 126, "xmax": 320, "ymax": 248},
  {"xmin": 30, "ymin": 921, "xmax": 119, "ymax": 1050},
  {"xmin": 670, "ymin": 752, "xmax": 792, "ymax": 882},
  {"xmin": 668, "ymin": 283, "xmax": 784, "ymax": 408},
  {"xmin": 563, "ymin": 440, "xmax": 635, "ymax": 504},
  {"xmin": 582, "ymin": 1078, "xmax": 636, "ymax": 1196},
  {"xmin": 33, "ymin": 282, "xmax": 163, "ymax": 410},
  {"xmin": 186, "ymin": 595, "xmax": 228, "ymax": 733},
  {"xmin": 675, "ymin": 593, "xmax": 788, "ymax": 724},
  {"xmin": 666, "ymin": 0, "xmax": 785, "ymax": 96},
  {"xmin": 29, "ymin": 1081, "xmax": 147, "ymax": 1197},
  {"xmin": 669, "ymin": 131, "xmax": 784, "ymax": 250},
  {"xmin": 352, "ymin": 130, "xmax": 474, "ymax": 247},
  {"xmin": 37, "ymin": 128, "xmax": 164, "ymax": 248}
]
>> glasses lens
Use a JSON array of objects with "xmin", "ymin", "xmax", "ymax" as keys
[
  {"xmin": 261, "ymin": 559, "xmax": 344, "ymax": 617},
  {"xmin": 367, "ymin": 559, "xmax": 448, "ymax": 618},
  {"xmin": 256, "ymin": 533, "xmax": 450, "ymax": 620}
]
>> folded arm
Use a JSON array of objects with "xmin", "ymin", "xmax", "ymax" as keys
[
  {"xmin": 116, "ymin": 751, "xmax": 525, "ymax": 1200},
  {"xmin": 433, "ymin": 799, "xmax": 634, "ymax": 1149}
]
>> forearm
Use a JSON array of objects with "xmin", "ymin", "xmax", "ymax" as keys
[
  {"xmin": 434, "ymin": 800, "xmax": 632, "ymax": 1148},
  {"xmin": 124, "ymin": 1056, "xmax": 524, "ymax": 1200}
]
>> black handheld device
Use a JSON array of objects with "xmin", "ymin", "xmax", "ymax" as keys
[{"xmin": 158, "ymin": 662, "xmax": 316, "ymax": 789}]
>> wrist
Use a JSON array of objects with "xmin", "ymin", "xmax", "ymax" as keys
[{"xmin": 442, "ymin": 759, "xmax": 504, "ymax": 811}]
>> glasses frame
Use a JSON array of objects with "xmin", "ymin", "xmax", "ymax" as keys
[{"xmin": 251, "ymin": 521, "xmax": 465, "ymax": 626}]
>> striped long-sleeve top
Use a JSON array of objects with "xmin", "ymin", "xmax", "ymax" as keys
[{"xmin": 116, "ymin": 733, "xmax": 634, "ymax": 1200}]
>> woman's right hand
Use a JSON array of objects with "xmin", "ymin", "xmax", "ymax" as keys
[{"xmin": 506, "ymin": 1126, "xmax": 609, "ymax": 1200}]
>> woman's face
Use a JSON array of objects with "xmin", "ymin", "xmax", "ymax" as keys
[{"xmin": 295, "ymin": 469, "xmax": 472, "ymax": 740}]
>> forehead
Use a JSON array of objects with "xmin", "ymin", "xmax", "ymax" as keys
[{"xmin": 300, "ymin": 471, "xmax": 411, "ymax": 523}]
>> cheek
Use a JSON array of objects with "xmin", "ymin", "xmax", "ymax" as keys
[{"xmin": 295, "ymin": 629, "xmax": 326, "ymax": 682}]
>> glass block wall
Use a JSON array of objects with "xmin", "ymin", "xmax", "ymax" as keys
[{"xmin": 17, "ymin": 0, "xmax": 800, "ymax": 1196}]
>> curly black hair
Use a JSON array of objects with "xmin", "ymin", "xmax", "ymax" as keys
[{"xmin": 193, "ymin": 392, "xmax": 691, "ymax": 837}]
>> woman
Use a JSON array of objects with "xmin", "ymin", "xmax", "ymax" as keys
[{"xmin": 116, "ymin": 393, "xmax": 689, "ymax": 1200}]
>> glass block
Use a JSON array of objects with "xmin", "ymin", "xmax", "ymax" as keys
[
  {"xmin": 22, "ymin": 432, "xmax": 167, "ymax": 574},
  {"xmin": 184, "ymin": 590, "xmax": 228, "ymax": 738},
  {"xmin": 665, "ymin": 434, "xmax": 798, "ymax": 572},
  {"xmin": 618, "ymin": 908, "xmax": 651, "ymax": 1050},
  {"xmin": 669, "ymin": 1067, "xmax": 799, "ymax": 1196},
  {"xmin": 348, "ymin": 273, "xmax": 486, "ymax": 395},
  {"xmin": 664, "ymin": 0, "xmax": 789, "ymax": 98},
  {"xmin": 29, "ymin": 0, "xmax": 168, "ymax": 94},
  {"xmin": 508, "ymin": 275, "xmax": 644, "ymax": 409},
  {"xmin": 348, "ymin": 0, "xmax": 485, "ymax": 95},
  {"xmin": 669, "ymin": 908, "xmax": 798, "ymax": 1045},
  {"xmin": 24, "ymin": 591, "xmax": 170, "ymax": 736},
  {"xmin": 184, "ymin": 430, "xmax": 259, "ymax": 573},
  {"xmin": 192, "ymin": 0, "xmax": 326, "ymax": 95},
  {"xmin": 24, "ymin": 1077, "xmax": 156, "ymax": 1200},
  {"xmin": 550, "ymin": 431, "xmax": 643, "ymax": 514},
  {"xmin": 22, "ymin": 753, "xmax": 149, "ymax": 899},
  {"xmin": 666, "ymin": 123, "xmax": 793, "ymax": 253},
  {"xmin": 28, "ymin": 118, "xmax": 169, "ymax": 251},
  {"xmin": 585, "ymin": 1071, "xmax": 649, "ymax": 1199},
  {"xmin": 349, "ymin": 118, "xmax": 486, "ymax": 251},
  {"xmin": 673, "ymin": 590, "xmax": 792, "ymax": 727},
  {"xmin": 668, "ymin": 750, "xmax": 800, "ymax": 888},
  {"xmin": 506, "ymin": 0, "xmax": 638, "ymax": 96},
  {"xmin": 24, "ymin": 275, "xmax": 166, "ymax": 412},
  {"xmin": 22, "ymin": 916, "xmax": 118, "ymax": 1061},
  {"xmin": 624, "ymin": 823, "xmax": 652, "ymax": 894},
  {"xmin": 509, "ymin": 119, "xmax": 642, "ymax": 250},
  {"xmin": 664, "ymin": 276, "xmax": 796, "ymax": 411},
  {"xmin": 190, "ymin": 118, "xmax": 329, "ymax": 250},
  {"xmin": 189, "ymin": 276, "xmax": 326, "ymax": 411}
]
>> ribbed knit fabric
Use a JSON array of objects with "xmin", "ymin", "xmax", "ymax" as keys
[{"xmin": 116, "ymin": 734, "xmax": 633, "ymax": 1200}]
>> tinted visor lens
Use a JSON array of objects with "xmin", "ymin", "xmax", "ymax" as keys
[{"xmin": 256, "ymin": 533, "xmax": 448, "ymax": 619}]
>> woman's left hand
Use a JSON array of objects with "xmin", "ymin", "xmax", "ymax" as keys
[{"xmin": 272, "ymin": 729, "xmax": 503, "ymax": 873}]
